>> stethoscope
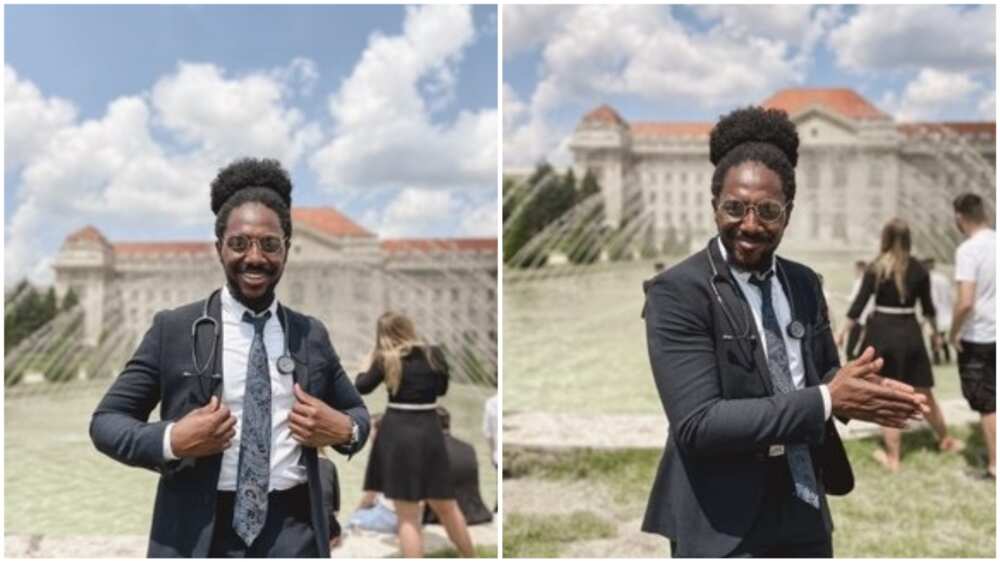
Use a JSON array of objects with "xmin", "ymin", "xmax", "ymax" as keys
[
  {"xmin": 706, "ymin": 239, "xmax": 806, "ymax": 345},
  {"xmin": 184, "ymin": 288, "xmax": 295, "ymax": 381}
]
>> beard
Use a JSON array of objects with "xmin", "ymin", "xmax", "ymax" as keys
[
  {"xmin": 719, "ymin": 227, "xmax": 779, "ymax": 273},
  {"xmin": 225, "ymin": 263, "xmax": 282, "ymax": 312}
]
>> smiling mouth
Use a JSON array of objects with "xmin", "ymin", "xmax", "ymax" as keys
[
  {"xmin": 239, "ymin": 271, "xmax": 271, "ymax": 285},
  {"xmin": 737, "ymin": 239, "xmax": 766, "ymax": 252}
]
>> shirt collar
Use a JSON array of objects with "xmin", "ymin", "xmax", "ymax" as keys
[
  {"xmin": 715, "ymin": 237, "xmax": 776, "ymax": 282},
  {"xmin": 221, "ymin": 284, "xmax": 279, "ymax": 321}
]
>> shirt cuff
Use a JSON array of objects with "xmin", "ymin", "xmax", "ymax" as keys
[
  {"xmin": 819, "ymin": 385, "xmax": 832, "ymax": 421},
  {"xmin": 163, "ymin": 422, "xmax": 179, "ymax": 461}
]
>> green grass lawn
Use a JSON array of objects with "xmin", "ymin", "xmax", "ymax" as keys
[
  {"xmin": 503, "ymin": 424, "xmax": 995, "ymax": 558},
  {"xmin": 504, "ymin": 253, "xmax": 961, "ymax": 417},
  {"xmin": 4, "ymin": 380, "xmax": 496, "ymax": 537}
]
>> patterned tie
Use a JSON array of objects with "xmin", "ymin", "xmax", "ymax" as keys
[
  {"xmin": 747, "ymin": 274, "xmax": 821, "ymax": 510},
  {"xmin": 233, "ymin": 310, "xmax": 272, "ymax": 546}
]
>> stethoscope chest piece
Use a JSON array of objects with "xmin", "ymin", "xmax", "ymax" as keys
[{"xmin": 276, "ymin": 355, "xmax": 296, "ymax": 375}]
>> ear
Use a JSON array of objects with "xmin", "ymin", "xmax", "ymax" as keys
[
  {"xmin": 785, "ymin": 200, "xmax": 795, "ymax": 223},
  {"xmin": 711, "ymin": 197, "xmax": 719, "ymax": 211}
]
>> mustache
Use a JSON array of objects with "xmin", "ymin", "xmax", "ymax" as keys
[{"xmin": 239, "ymin": 265, "xmax": 275, "ymax": 275}]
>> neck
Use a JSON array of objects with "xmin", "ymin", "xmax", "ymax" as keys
[{"xmin": 965, "ymin": 222, "xmax": 987, "ymax": 238}]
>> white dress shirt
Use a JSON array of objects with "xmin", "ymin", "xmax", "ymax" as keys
[
  {"xmin": 163, "ymin": 285, "xmax": 306, "ymax": 491},
  {"xmin": 717, "ymin": 239, "xmax": 832, "ymax": 420}
]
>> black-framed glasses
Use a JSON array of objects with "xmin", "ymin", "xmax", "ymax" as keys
[
  {"xmin": 716, "ymin": 198, "xmax": 790, "ymax": 224},
  {"xmin": 224, "ymin": 235, "xmax": 286, "ymax": 255}
]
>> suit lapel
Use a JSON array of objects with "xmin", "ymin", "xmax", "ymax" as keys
[
  {"xmin": 707, "ymin": 241, "xmax": 775, "ymax": 395},
  {"xmin": 777, "ymin": 259, "xmax": 822, "ymax": 388}
]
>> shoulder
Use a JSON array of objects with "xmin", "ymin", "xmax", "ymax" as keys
[
  {"xmin": 280, "ymin": 304, "xmax": 326, "ymax": 334},
  {"xmin": 647, "ymin": 249, "xmax": 710, "ymax": 293},
  {"xmin": 156, "ymin": 299, "xmax": 204, "ymax": 326},
  {"xmin": 776, "ymin": 255, "xmax": 822, "ymax": 288}
]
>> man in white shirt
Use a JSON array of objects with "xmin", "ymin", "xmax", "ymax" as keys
[
  {"xmin": 91, "ymin": 158, "xmax": 370, "ymax": 556},
  {"xmin": 923, "ymin": 258, "xmax": 954, "ymax": 365},
  {"xmin": 949, "ymin": 193, "xmax": 996, "ymax": 479}
]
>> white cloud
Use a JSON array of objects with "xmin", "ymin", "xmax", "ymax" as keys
[
  {"xmin": 880, "ymin": 68, "xmax": 985, "ymax": 121},
  {"xmin": 978, "ymin": 92, "xmax": 996, "ymax": 121},
  {"xmin": 309, "ymin": 5, "xmax": 496, "ymax": 193},
  {"xmin": 373, "ymin": 188, "xmax": 460, "ymax": 237},
  {"xmin": 459, "ymin": 198, "xmax": 498, "ymax": 237},
  {"xmin": 5, "ymin": 60, "xmax": 325, "ymax": 285},
  {"xmin": 5, "ymin": 65, "xmax": 78, "ymax": 172},
  {"xmin": 828, "ymin": 5, "xmax": 995, "ymax": 73},
  {"xmin": 502, "ymin": 5, "xmax": 574, "ymax": 57},
  {"xmin": 503, "ymin": 5, "xmax": 811, "ymax": 167},
  {"xmin": 151, "ymin": 61, "xmax": 322, "ymax": 166}
]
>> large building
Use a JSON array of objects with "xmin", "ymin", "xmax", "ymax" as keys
[
  {"xmin": 52, "ymin": 207, "xmax": 497, "ymax": 372},
  {"xmin": 569, "ymin": 88, "xmax": 995, "ymax": 257}
]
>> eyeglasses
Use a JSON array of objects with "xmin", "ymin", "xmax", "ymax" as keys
[
  {"xmin": 224, "ymin": 235, "xmax": 286, "ymax": 255},
  {"xmin": 716, "ymin": 198, "xmax": 790, "ymax": 224}
]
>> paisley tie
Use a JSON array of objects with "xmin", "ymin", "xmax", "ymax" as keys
[
  {"xmin": 748, "ymin": 274, "xmax": 821, "ymax": 510},
  {"xmin": 233, "ymin": 310, "xmax": 272, "ymax": 545}
]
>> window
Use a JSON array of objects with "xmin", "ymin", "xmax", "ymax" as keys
[
  {"xmin": 450, "ymin": 288, "xmax": 460, "ymax": 302},
  {"xmin": 868, "ymin": 160, "xmax": 883, "ymax": 188},
  {"xmin": 805, "ymin": 161, "xmax": 820, "ymax": 189},
  {"xmin": 833, "ymin": 213, "xmax": 847, "ymax": 240},
  {"xmin": 680, "ymin": 192, "xmax": 688, "ymax": 205},
  {"xmin": 664, "ymin": 172, "xmax": 673, "ymax": 184},
  {"xmin": 648, "ymin": 191, "xmax": 657, "ymax": 203},
  {"xmin": 833, "ymin": 163, "xmax": 847, "ymax": 188},
  {"xmin": 680, "ymin": 172, "xmax": 688, "ymax": 185},
  {"xmin": 664, "ymin": 190, "xmax": 673, "ymax": 203}
]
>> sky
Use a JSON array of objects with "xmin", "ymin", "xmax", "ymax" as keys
[
  {"xmin": 503, "ymin": 5, "xmax": 997, "ymax": 168},
  {"xmin": 5, "ymin": 4, "xmax": 498, "ymax": 285}
]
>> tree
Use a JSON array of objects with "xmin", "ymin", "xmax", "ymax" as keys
[
  {"xmin": 504, "ymin": 162, "xmax": 576, "ymax": 267},
  {"xmin": 580, "ymin": 169, "xmax": 601, "ymax": 199},
  {"xmin": 62, "ymin": 288, "xmax": 80, "ymax": 311}
]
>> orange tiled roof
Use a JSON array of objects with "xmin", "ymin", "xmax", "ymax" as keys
[
  {"xmin": 582, "ymin": 104, "xmax": 627, "ymax": 127},
  {"xmin": 632, "ymin": 122, "xmax": 713, "ymax": 137},
  {"xmin": 64, "ymin": 225, "xmax": 110, "ymax": 246},
  {"xmin": 762, "ymin": 88, "xmax": 888, "ymax": 120},
  {"xmin": 292, "ymin": 207, "xmax": 373, "ymax": 238},
  {"xmin": 381, "ymin": 238, "xmax": 497, "ymax": 254},
  {"xmin": 897, "ymin": 122, "xmax": 996, "ymax": 139}
]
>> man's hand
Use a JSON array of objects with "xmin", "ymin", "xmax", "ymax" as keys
[
  {"xmin": 289, "ymin": 383, "xmax": 353, "ymax": 447},
  {"xmin": 828, "ymin": 346, "xmax": 929, "ymax": 428},
  {"xmin": 949, "ymin": 331, "xmax": 964, "ymax": 354},
  {"xmin": 170, "ymin": 396, "xmax": 237, "ymax": 458}
]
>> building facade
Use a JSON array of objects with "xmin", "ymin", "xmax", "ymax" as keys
[
  {"xmin": 569, "ymin": 88, "xmax": 996, "ymax": 257},
  {"xmin": 52, "ymin": 207, "xmax": 497, "ymax": 370}
]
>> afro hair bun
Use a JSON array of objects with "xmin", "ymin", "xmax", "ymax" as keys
[
  {"xmin": 709, "ymin": 107, "xmax": 799, "ymax": 168},
  {"xmin": 210, "ymin": 157, "xmax": 292, "ymax": 215}
]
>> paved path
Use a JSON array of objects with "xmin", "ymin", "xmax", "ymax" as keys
[
  {"xmin": 5, "ymin": 522, "xmax": 498, "ymax": 558},
  {"xmin": 504, "ymin": 398, "xmax": 982, "ymax": 450}
]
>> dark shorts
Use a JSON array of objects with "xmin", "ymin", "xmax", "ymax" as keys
[{"xmin": 958, "ymin": 341, "xmax": 996, "ymax": 414}]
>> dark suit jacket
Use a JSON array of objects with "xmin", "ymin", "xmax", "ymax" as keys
[
  {"xmin": 641, "ymin": 239, "xmax": 853, "ymax": 557},
  {"xmin": 89, "ymin": 295, "xmax": 370, "ymax": 557}
]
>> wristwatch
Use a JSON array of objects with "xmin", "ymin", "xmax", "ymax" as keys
[{"xmin": 349, "ymin": 419, "xmax": 360, "ymax": 447}]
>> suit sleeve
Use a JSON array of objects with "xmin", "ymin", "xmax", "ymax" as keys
[
  {"xmin": 315, "ymin": 321, "xmax": 371, "ymax": 457},
  {"xmin": 89, "ymin": 312, "xmax": 172, "ymax": 472},
  {"xmin": 644, "ymin": 273, "xmax": 826, "ymax": 457}
]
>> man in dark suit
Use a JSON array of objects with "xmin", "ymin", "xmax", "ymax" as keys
[
  {"xmin": 90, "ymin": 158, "xmax": 370, "ymax": 557},
  {"xmin": 641, "ymin": 108, "xmax": 928, "ymax": 557}
]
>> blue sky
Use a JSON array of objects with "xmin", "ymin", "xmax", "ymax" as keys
[
  {"xmin": 6, "ymin": 4, "xmax": 498, "ymax": 284},
  {"xmin": 503, "ymin": 5, "xmax": 996, "ymax": 167}
]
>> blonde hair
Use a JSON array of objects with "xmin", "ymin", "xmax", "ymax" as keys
[
  {"xmin": 370, "ymin": 312, "xmax": 437, "ymax": 396},
  {"xmin": 873, "ymin": 218, "xmax": 911, "ymax": 301}
]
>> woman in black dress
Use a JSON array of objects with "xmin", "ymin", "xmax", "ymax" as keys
[
  {"xmin": 838, "ymin": 219, "xmax": 963, "ymax": 472},
  {"xmin": 355, "ymin": 312, "xmax": 475, "ymax": 557}
]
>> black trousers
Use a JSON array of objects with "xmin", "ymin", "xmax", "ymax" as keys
[
  {"xmin": 209, "ymin": 483, "xmax": 319, "ymax": 557},
  {"xmin": 670, "ymin": 457, "xmax": 832, "ymax": 558}
]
